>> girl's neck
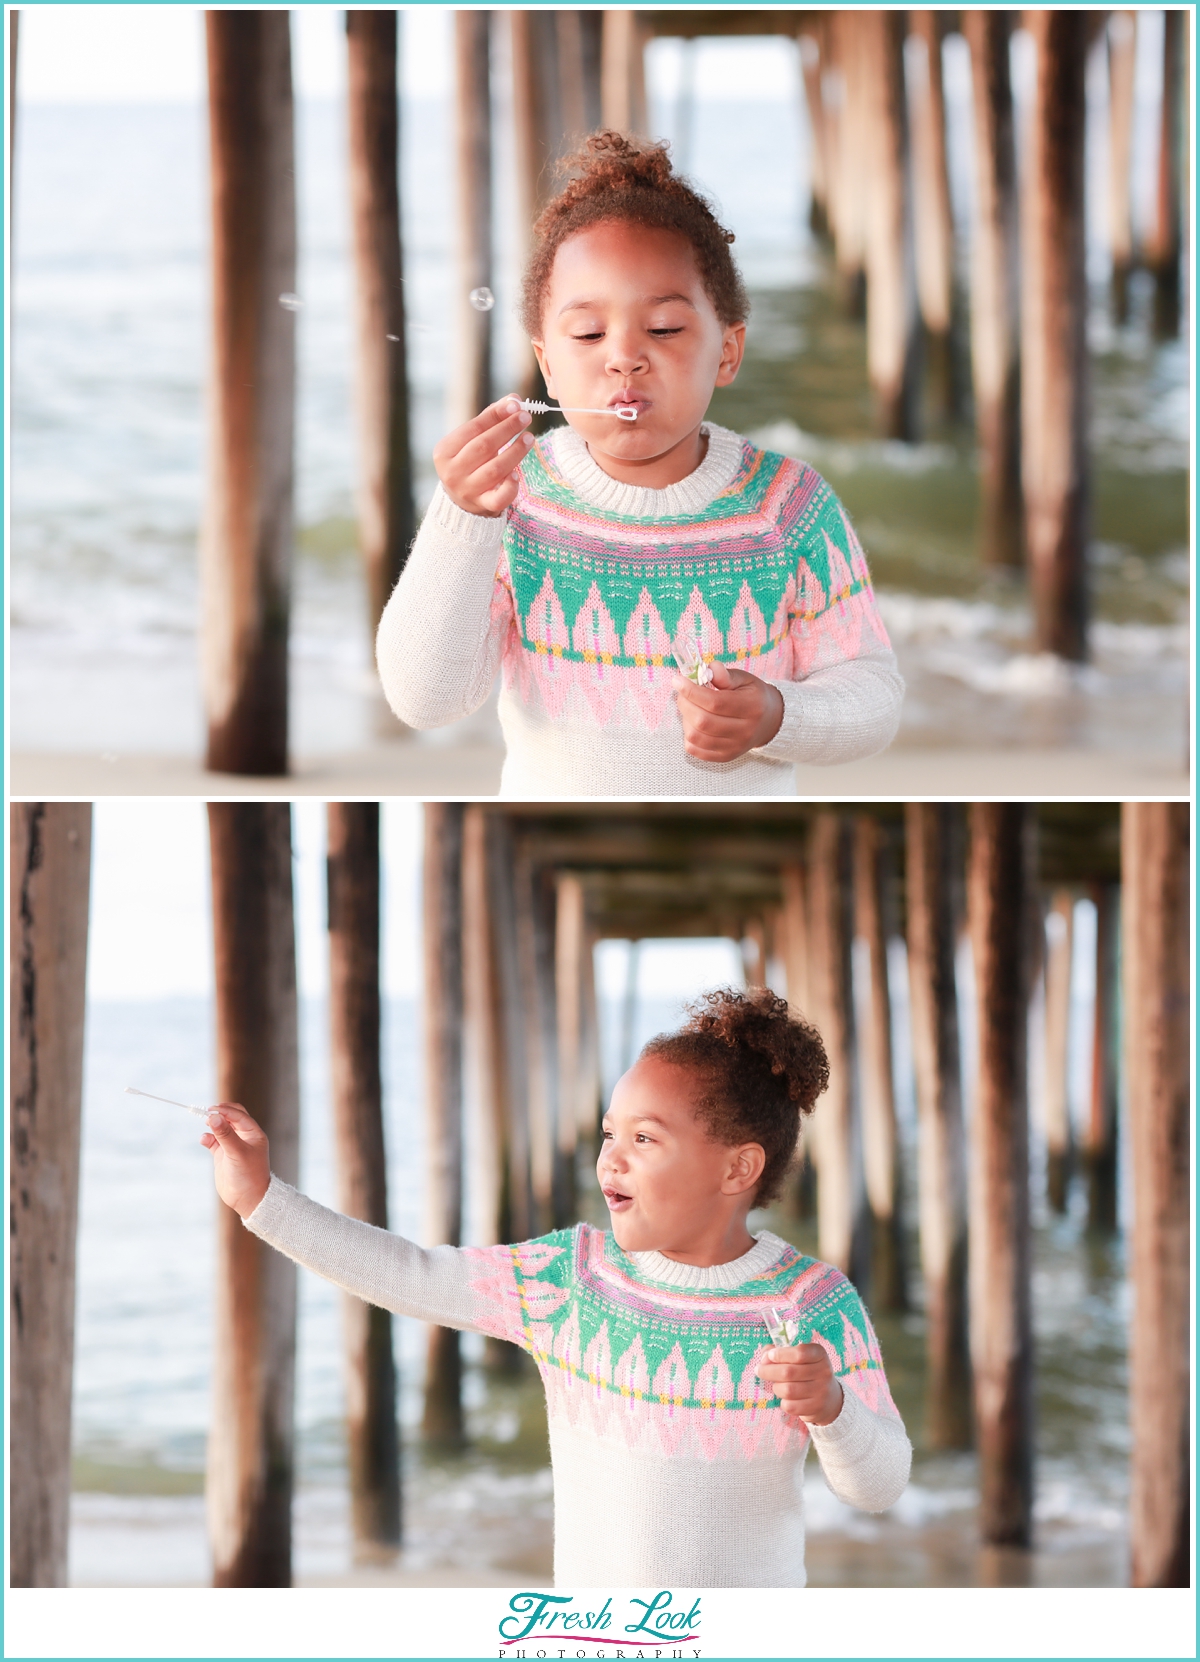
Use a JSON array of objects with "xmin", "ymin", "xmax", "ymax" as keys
[
  {"xmin": 585, "ymin": 424, "xmax": 709, "ymax": 490},
  {"xmin": 653, "ymin": 1219, "xmax": 757, "ymax": 1269}
]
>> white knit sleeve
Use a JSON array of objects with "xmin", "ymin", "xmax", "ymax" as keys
[
  {"xmin": 753, "ymin": 641, "xmax": 905, "ymax": 766},
  {"xmin": 806, "ymin": 1383, "xmax": 913, "ymax": 1511},
  {"xmin": 242, "ymin": 1174, "xmax": 528, "ymax": 1344},
  {"xmin": 374, "ymin": 484, "xmax": 513, "ymax": 728}
]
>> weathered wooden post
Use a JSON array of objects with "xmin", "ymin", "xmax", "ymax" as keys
[
  {"xmin": 962, "ymin": 9, "xmax": 1022, "ymax": 568},
  {"xmin": 453, "ymin": 10, "xmax": 494, "ymax": 425},
  {"xmin": 798, "ymin": 30, "xmax": 831, "ymax": 237},
  {"xmin": 10, "ymin": 803, "xmax": 92, "ymax": 1588},
  {"xmin": 463, "ymin": 806, "xmax": 506, "ymax": 1250},
  {"xmin": 1041, "ymin": 888, "xmax": 1074, "ymax": 1212},
  {"xmin": 422, "ymin": 803, "xmax": 465, "ymax": 1446},
  {"xmin": 905, "ymin": 804, "xmax": 970, "ymax": 1448},
  {"xmin": 556, "ymin": 873, "xmax": 599, "ymax": 1201},
  {"xmin": 780, "ymin": 858, "xmax": 816, "ymax": 1217},
  {"xmin": 601, "ymin": 9, "xmax": 646, "ymax": 134},
  {"xmin": 862, "ymin": 10, "xmax": 918, "ymax": 437},
  {"xmin": 907, "ymin": 12, "xmax": 956, "ymax": 414},
  {"xmin": 487, "ymin": 813, "xmax": 534, "ymax": 1243},
  {"xmin": 1122, "ymin": 802, "xmax": 1189, "ymax": 1587},
  {"xmin": 780, "ymin": 861, "xmax": 811, "ymax": 1018},
  {"xmin": 207, "ymin": 803, "xmax": 300, "ymax": 1586},
  {"xmin": 854, "ymin": 816, "xmax": 905, "ymax": 1311},
  {"xmin": 201, "ymin": 13, "xmax": 296, "ymax": 776},
  {"xmin": 346, "ymin": 10, "xmax": 415, "ymax": 648},
  {"xmin": 1106, "ymin": 12, "xmax": 1137, "ymax": 321},
  {"xmin": 828, "ymin": 12, "xmax": 867, "ymax": 315},
  {"xmin": 742, "ymin": 917, "xmax": 768, "ymax": 990},
  {"xmin": 326, "ymin": 803, "xmax": 401, "ymax": 1556},
  {"xmin": 967, "ymin": 804, "xmax": 1034, "ymax": 1550},
  {"xmin": 1144, "ymin": 9, "xmax": 1184, "ymax": 337},
  {"xmin": 1020, "ymin": 10, "xmax": 1090, "ymax": 660},
  {"xmin": 514, "ymin": 841, "xmax": 560, "ymax": 1233},
  {"xmin": 1084, "ymin": 880, "xmax": 1120, "ymax": 1230},
  {"xmin": 808, "ymin": 813, "xmax": 867, "ymax": 1287}
]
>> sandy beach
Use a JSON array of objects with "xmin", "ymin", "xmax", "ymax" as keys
[{"xmin": 12, "ymin": 741, "xmax": 1189, "ymax": 800}]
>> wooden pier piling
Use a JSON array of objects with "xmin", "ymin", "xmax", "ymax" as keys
[
  {"xmin": 962, "ymin": 9, "xmax": 1022, "ymax": 567},
  {"xmin": 1122, "ymin": 802, "xmax": 1189, "ymax": 1587},
  {"xmin": 1020, "ymin": 10, "xmax": 1090, "ymax": 660},
  {"xmin": 907, "ymin": 12, "xmax": 956, "ymax": 414},
  {"xmin": 828, "ymin": 13, "xmax": 867, "ymax": 315},
  {"xmin": 798, "ymin": 30, "xmax": 831, "ymax": 237},
  {"xmin": 201, "ymin": 12, "xmax": 296, "ymax": 776},
  {"xmin": 862, "ymin": 10, "xmax": 918, "ymax": 438},
  {"xmin": 1041, "ymin": 889, "xmax": 1074, "ymax": 1213},
  {"xmin": 808, "ymin": 814, "xmax": 868, "ymax": 1287},
  {"xmin": 347, "ymin": 11, "xmax": 415, "ymax": 641},
  {"xmin": 556, "ymin": 873, "xmax": 600, "ymax": 1183},
  {"xmin": 601, "ymin": 10, "xmax": 647, "ymax": 134},
  {"xmin": 326, "ymin": 803, "xmax": 401, "ymax": 1555},
  {"xmin": 463, "ymin": 807, "xmax": 507, "ymax": 1250},
  {"xmin": 488, "ymin": 815, "xmax": 534, "ymax": 1243},
  {"xmin": 422, "ymin": 803, "xmax": 466, "ymax": 1447},
  {"xmin": 1084, "ymin": 881, "xmax": 1120, "ymax": 1231},
  {"xmin": 1106, "ymin": 12, "xmax": 1138, "ymax": 321},
  {"xmin": 854, "ymin": 816, "xmax": 905, "ymax": 1311},
  {"xmin": 1144, "ymin": 9, "xmax": 1184, "ymax": 338},
  {"xmin": 905, "ymin": 805, "xmax": 970, "ymax": 1449},
  {"xmin": 967, "ymin": 804, "xmax": 1033, "ymax": 1549},
  {"xmin": 10, "ymin": 803, "xmax": 92, "ymax": 1588},
  {"xmin": 454, "ymin": 11, "xmax": 494, "ymax": 424},
  {"xmin": 207, "ymin": 803, "xmax": 300, "ymax": 1586}
]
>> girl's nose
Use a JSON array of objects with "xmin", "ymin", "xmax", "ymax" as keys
[{"xmin": 605, "ymin": 333, "xmax": 647, "ymax": 376}]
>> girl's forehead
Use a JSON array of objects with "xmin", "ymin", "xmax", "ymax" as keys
[{"xmin": 549, "ymin": 221, "xmax": 702, "ymax": 283}]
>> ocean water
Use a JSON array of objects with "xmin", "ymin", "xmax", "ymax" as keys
[
  {"xmin": 72, "ymin": 959, "xmax": 1129, "ymax": 1587},
  {"xmin": 11, "ymin": 62, "xmax": 1189, "ymax": 761}
]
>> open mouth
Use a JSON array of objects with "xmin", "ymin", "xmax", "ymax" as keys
[{"xmin": 602, "ymin": 1186, "xmax": 633, "ymax": 1211}]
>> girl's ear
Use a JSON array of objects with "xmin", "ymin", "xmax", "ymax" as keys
[
  {"xmin": 531, "ymin": 338, "xmax": 555, "ymax": 396},
  {"xmin": 723, "ymin": 1140, "xmax": 766, "ymax": 1196},
  {"xmin": 714, "ymin": 322, "xmax": 746, "ymax": 389}
]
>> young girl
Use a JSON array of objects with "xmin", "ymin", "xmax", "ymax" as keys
[
  {"xmin": 203, "ymin": 988, "xmax": 910, "ymax": 1588},
  {"xmin": 376, "ymin": 131, "xmax": 904, "ymax": 799}
]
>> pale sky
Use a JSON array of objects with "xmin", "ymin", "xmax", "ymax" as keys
[
  {"xmin": 14, "ymin": 5, "xmax": 803, "ymax": 106},
  {"xmin": 14, "ymin": 6, "xmax": 454, "ymax": 104},
  {"xmin": 86, "ymin": 799, "xmax": 743, "ymax": 1005}
]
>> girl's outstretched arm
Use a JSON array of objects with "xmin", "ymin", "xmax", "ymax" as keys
[{"xmin": 202, "ymin": 1105, "xmax": 530, "ymax": 1347}]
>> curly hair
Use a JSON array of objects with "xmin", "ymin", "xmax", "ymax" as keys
[
  {"xmin": 519, "ymin": 130, "xmax": 750, "ymax": 338},
  {"xmin": 640, "ymin": 987, "xmax": 828, "ymax": 1207}
]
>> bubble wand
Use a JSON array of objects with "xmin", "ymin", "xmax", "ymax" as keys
[
  {"xmin": 518, "ymin": 399, "xmax": 639, "ymax": 422},
  {"xmin": 125, "ymin": 1085, "xmax": 215, "ymax": 1121}
]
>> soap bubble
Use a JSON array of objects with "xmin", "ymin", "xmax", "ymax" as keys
[
  {"xmin": 278, "ymin": 292, "xmax": 303, "ymax": 311},
  {"xmin": 469, "ymin": 286, "xmax": 495, "ymax": 313}
]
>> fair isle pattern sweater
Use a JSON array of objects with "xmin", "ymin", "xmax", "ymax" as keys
[
  {"xmin": 375, "ymin": 423, "xmax": 904, "ymax": 797},
  {"xmin": 246, "ymin": 1177, "xmax": 912, "ymax": 1587}
]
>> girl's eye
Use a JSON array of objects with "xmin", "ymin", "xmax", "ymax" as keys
[
  {"xmin": 649, "ymin": 326, "xmax": 685, "ymax": 337},
  {"xmin": 571, "ymin": 330, "xmax": 604, "ymax": 342}
]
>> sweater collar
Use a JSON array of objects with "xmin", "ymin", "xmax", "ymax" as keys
[
  {"xmin": 544, "ymin": 421, "xmax": 746, "ymax": 518},
  {"xmin": 625, "ymin": 1230, "xmax": 790, "ymax": 1291}
]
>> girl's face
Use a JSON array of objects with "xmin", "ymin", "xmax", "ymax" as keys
[
  {"xmin": 597, "ymin": 1054, "xmax": 764, "ymax": 1256},
  {"xmin": 531, "ymin": 220, "xmax": 745, "ymax": 486}
]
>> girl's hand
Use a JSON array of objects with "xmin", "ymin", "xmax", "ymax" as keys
[
  {"xmin": 434, "ymin": 395, "xmax": 535, "ymax": 518},
  {"xmin": 673, "ymin": 660, "xmax": 785, "ymax": 762},
  {"xmin": 757, "ymin": 1341, "xmax": 844, "ymax": 1427},
  {"xmin": 201, "ymin": 1102, "xmax": 271, "ymax": 1220}
]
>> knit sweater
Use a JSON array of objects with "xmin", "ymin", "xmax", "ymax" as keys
[
  {"xmin": 376, "ymin": 423, "xmax": 904, "ymax": 797},
  {"xmin": 245, "ymin": 1177, "xmax": 911, "ymax": 1587}
]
